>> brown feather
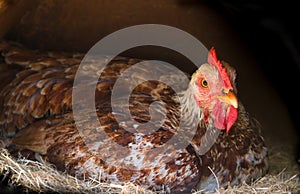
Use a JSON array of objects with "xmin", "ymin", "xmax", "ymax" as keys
[{"xmin": 0, "ymin": 40, "xmax": 268, "ymax": 193}]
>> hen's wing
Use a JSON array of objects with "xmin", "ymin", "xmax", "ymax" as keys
[{"xmin": 0, "ymin": 40, "xmax": 82, "ymax": 137}]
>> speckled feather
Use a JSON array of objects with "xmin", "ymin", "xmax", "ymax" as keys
[{"xmin": 0, "ymin": 40, "xmax": 268, "ymax": 193}]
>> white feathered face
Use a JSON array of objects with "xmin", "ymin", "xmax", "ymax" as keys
[{"xmin": 190, "ymin": 63, "xmax": 238, "ymax": 133}]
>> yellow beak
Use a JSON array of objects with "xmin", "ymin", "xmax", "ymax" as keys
[{"xmin": 218, "ymin": 91, "xmax": 238, "ymax": 108}]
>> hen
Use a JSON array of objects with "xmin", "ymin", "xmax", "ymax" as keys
[{"xmin": 0, "ymin": 40, "xmax": 268, "ymax": 193}]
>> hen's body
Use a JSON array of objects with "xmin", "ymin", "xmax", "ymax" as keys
[{"xmin": 0, "ymin": 40, "xmax": 268, "ymax": 193}]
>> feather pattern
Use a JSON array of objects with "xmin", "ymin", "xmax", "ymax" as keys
[{"xmin": 0, "ymin": 40, "xmax": 268, "ymax": 193}]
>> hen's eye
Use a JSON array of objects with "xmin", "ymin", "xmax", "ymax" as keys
[{"xmin": 201, "ymin": 79, "xmax": 209, "ymax": 88}]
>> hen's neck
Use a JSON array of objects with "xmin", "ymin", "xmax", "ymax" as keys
[
  {"xmin": 179, "ymin": 86, "xmax": 203, "ymax": 127},
  {"xmin": 180, "ymin": 85, "xmax": 221, "ymax": 156}
]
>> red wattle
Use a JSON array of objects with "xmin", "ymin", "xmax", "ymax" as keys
[
  {"xmin": 212, "ymin": 101, "xmax": 238, "ymax": 133},
  {"xmin": 212, "ymin": 101, "xmax": 226, "ymax": 130},
  {"xmin": 226, "ymin": 106, "xmax": 238, "ymax": 133}
]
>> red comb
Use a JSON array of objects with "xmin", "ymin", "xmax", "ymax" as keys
[{"xmin": 208, "ymin": 48, "xmax": 232, "ymax": 89}]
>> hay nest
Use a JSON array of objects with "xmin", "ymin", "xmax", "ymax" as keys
[
  {"xmin": 0, "ymin": 148, "xmax": 299, "ymax": 194},
  {"xmin": 0, "ymin": 148, "xmax": 154, "ymax": 194},
  {"xmin": 195, "ymin": 171, "xmax": 299, "ymax": 194}
]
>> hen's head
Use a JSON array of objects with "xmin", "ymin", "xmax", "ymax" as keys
[{"xmin": 190, "ymin": 48, "xmax": 238, "ymax": 133}]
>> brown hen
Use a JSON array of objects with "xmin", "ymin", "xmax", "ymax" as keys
[{"xmin": 0, "ymin": 40, "xmax": 268, "ymax": 193}]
